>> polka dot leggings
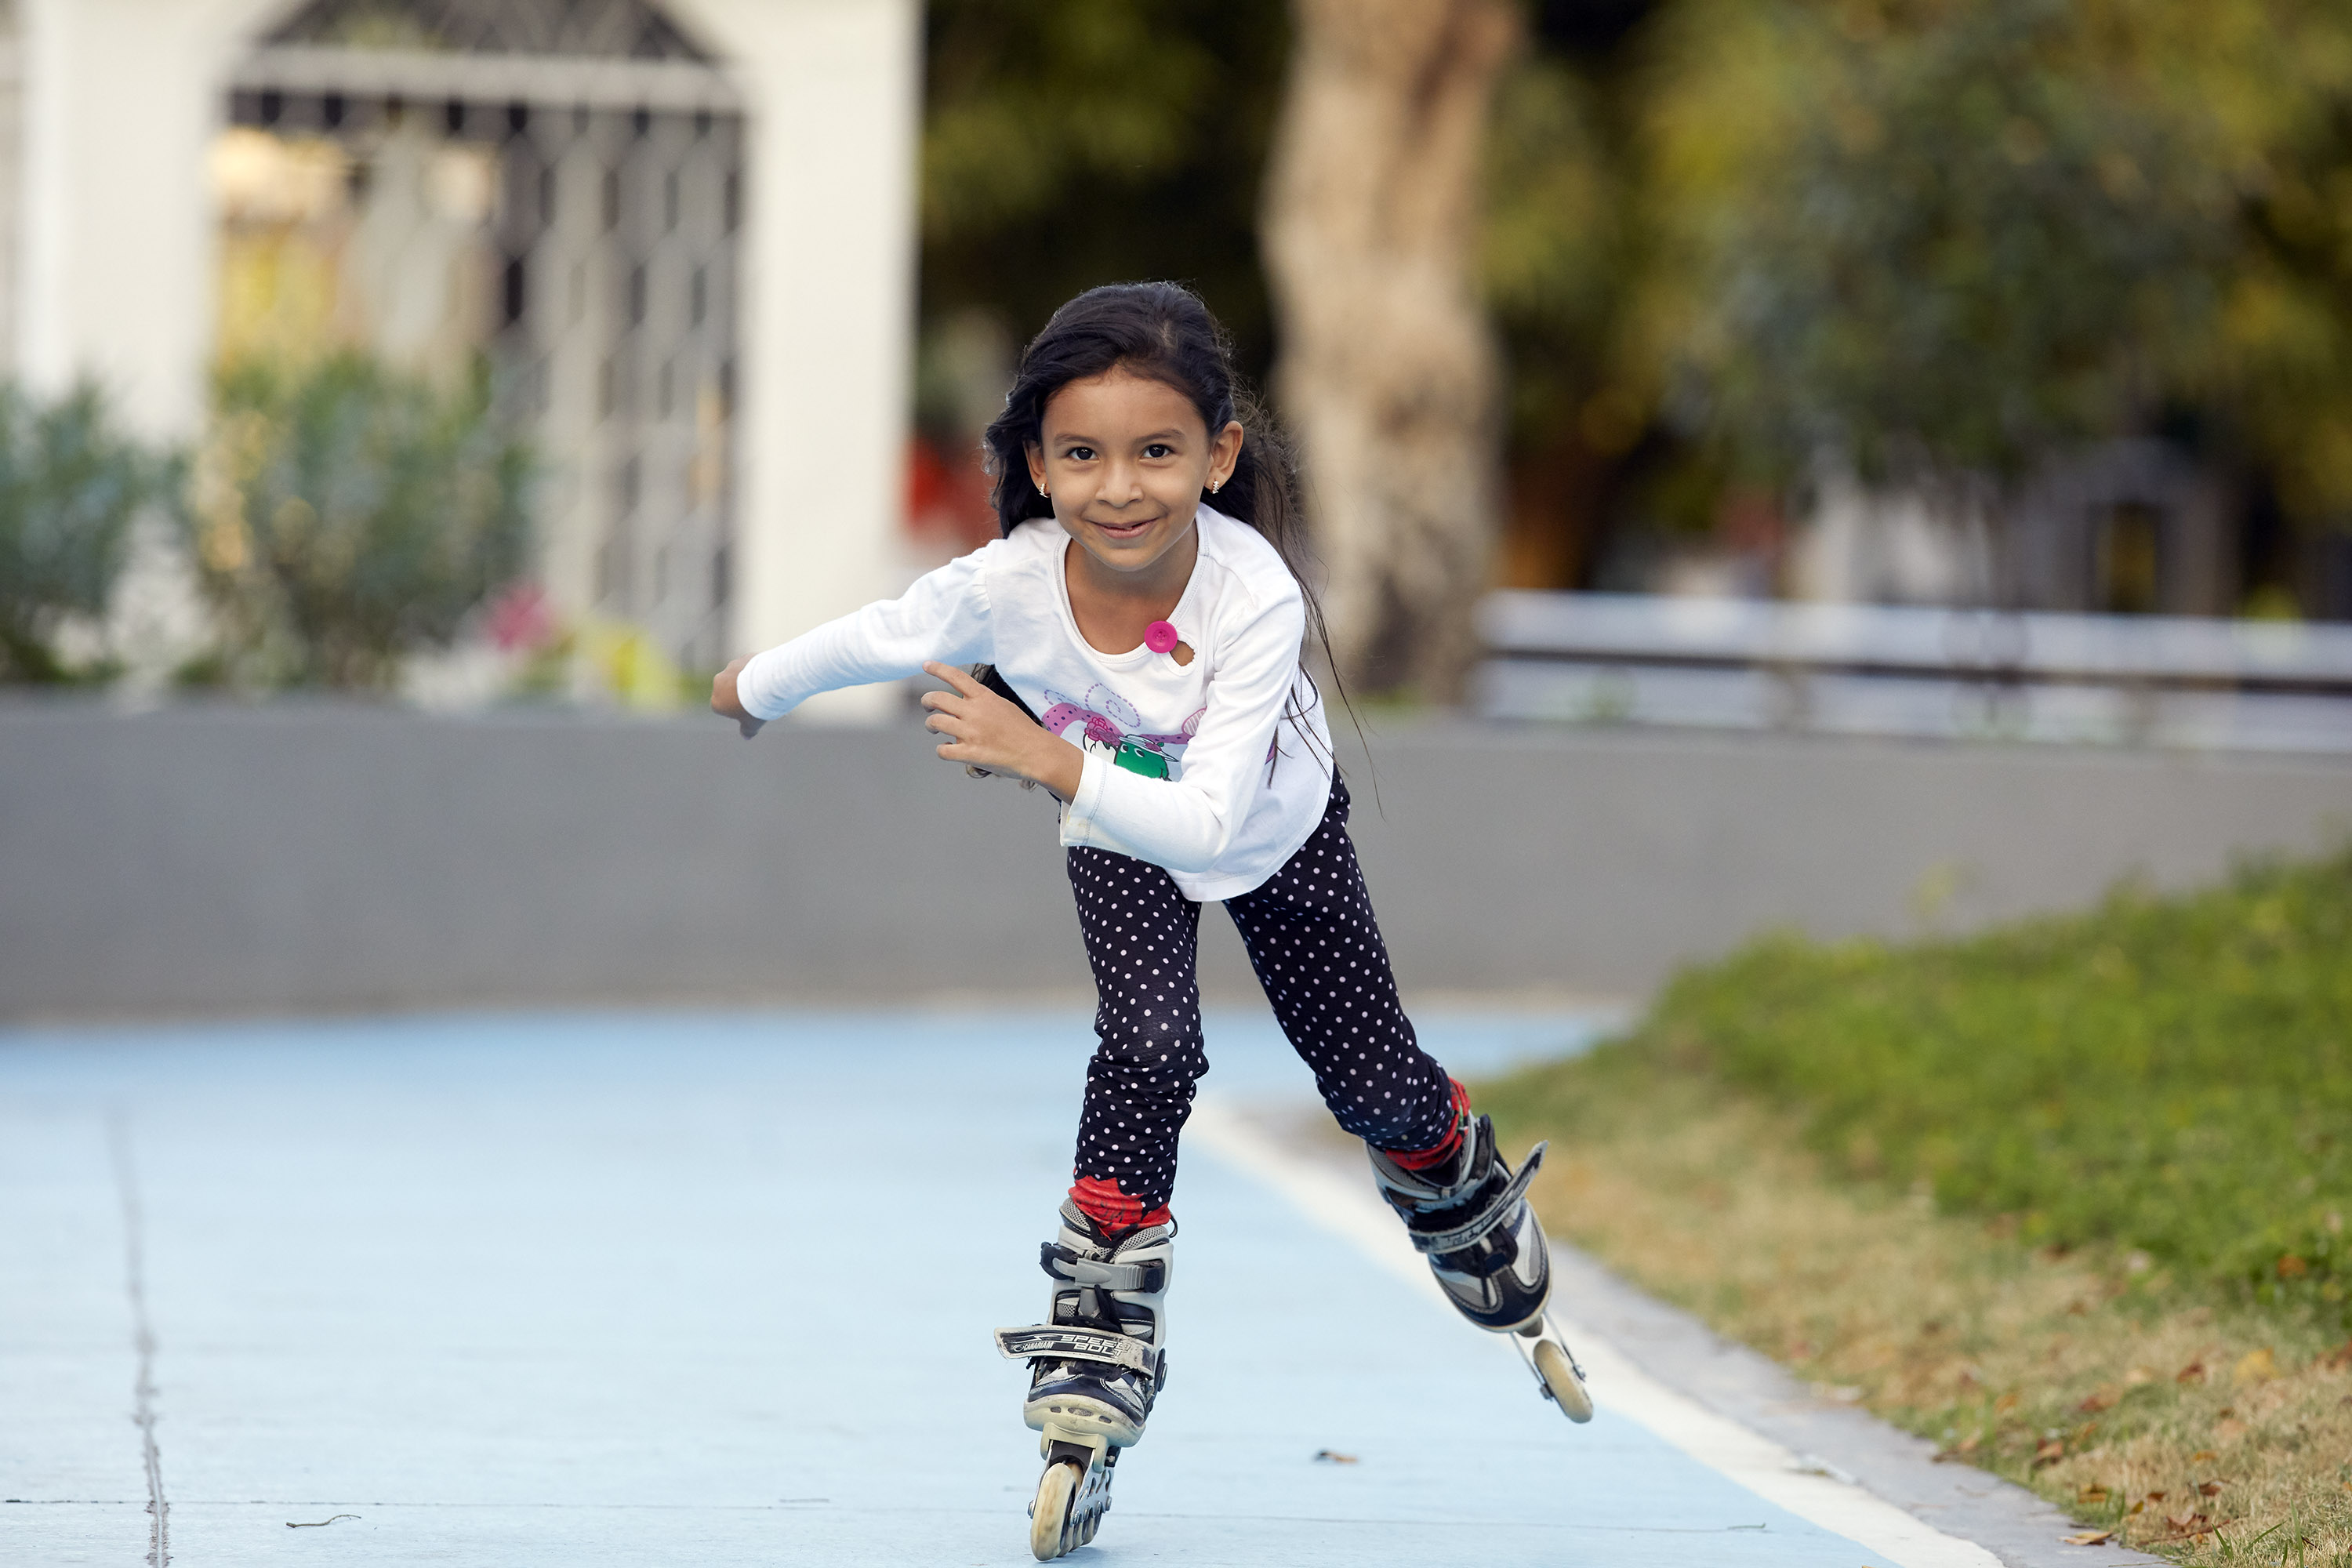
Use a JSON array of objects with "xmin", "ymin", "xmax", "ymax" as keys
[{"xmin": 1064, "ymin": 773, "xmax": 1456, "ymax": 1230}]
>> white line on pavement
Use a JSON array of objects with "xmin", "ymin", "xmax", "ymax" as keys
[{"xmin": 1185, "ymin": 1094, "xmax": 2002, "ymax": 1568}]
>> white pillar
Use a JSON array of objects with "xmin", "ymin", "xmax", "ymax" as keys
[
  {"xmin": 15, "ymin": 0, "xmax": 282, "ymax": 439},
  {"xmin": 673, "ymin": 0, "xmax": 920, "ymax": 723}
]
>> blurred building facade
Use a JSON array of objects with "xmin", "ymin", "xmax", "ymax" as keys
[
  {"xmin": 1, "ymin": 0, "xmax": 917, "ymax": 704},
  {"xmin": 1785, "ymin": 442, "xmax": 2241, "ymax": 618}
]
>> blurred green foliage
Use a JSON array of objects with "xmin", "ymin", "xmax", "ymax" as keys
[
  {"xmin": 918, "ymin": 1, "xmax": 2352, "ymax": 576},
  {"xmin": 1490, "ymin": 848, "xmax": 2352, "ymax": 1322},
  {"xmin": 1498, "ymin": 0, "xmax": 2352, "ymax": 535},
  {"xmin": 1642, "ymin": 0, "xmax": 2236, "ymax": 483},
  {"xmin": 0, "ymin": 383, "xmax": 174, "ymax": 684},
  {"xmin": 920, "ymin": 0, "xmax": 1291, "ymax": 380},
  {"xmin": 1482, "ymin": 52, "xmax": 1629, "ymax": 450},
  {"xmin": 183, "ymin": 354, "xmax": 531, "ymax": 691}
]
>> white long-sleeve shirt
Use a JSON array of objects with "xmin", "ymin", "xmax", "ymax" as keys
[{"xmin": 737, "ymin": 506, "xmax": 1335, "ymax": 900}]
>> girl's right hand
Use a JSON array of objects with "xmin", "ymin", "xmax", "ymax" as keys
[{"xmin": 711, "ymin": 657, "xmax": 766, "ymax": 739}]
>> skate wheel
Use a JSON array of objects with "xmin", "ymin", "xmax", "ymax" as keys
[
  {"xmin": 1533, "ymin": 1338, "xmax": 1594, "ymax": 1422},
  {"xmin": 1029, "ymin": 1459, "xmax": 1081, "ymax": 1560}
]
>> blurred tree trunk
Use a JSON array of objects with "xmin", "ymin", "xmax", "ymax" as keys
[{"xmin": 1262, "ymin": 0, "xmax": 1520, "ymax": 699}]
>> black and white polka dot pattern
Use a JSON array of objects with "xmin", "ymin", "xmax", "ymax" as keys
[{"xmin": 1066, "ymin": 775, "xmax": 1455, "ymax": 1218}]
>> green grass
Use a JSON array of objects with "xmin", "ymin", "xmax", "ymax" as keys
[
  {"xmin": 1526, "ymin": 848, "xmax": 2352, "ymax": 1322},
  {"xmin": 1478, "ymin": 849, "xmax": 2352, "ymax": 1563}
]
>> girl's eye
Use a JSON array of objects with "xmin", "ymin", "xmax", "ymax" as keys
[
  {"xmin": 1062, "ymin": 445, "xmax": 1097, "ymax": 463},
  {"xmin": 1142, "ymin": 443, "xmax": 1174, "ymax": 459}
]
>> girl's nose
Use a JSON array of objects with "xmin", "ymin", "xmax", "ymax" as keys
[{"xmin": 1102, "ymin": 459, "xmax": 1146, "ymax": 504}]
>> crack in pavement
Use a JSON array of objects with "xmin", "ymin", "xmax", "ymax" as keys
[{"xmin": 108, "ymin": 1112, "xmax": 169, "ymax": 1567}]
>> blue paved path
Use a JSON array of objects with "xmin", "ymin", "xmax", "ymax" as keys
[{"xmin": 4, "ymin": 1009, "xmax": 1905, "ymax": 1565}]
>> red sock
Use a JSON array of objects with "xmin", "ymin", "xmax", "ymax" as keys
[
  {"xmin": 1383, "ymin": 1077, "xmax": 1472, "ymax": 1172},
  {"xmin": 1069, "ymin": 1174, "xmax": 1172, "ymax": 1235}
]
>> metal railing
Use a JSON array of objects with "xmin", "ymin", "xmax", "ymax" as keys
[{"xmin": 1476, "ymin": 592, "xmax": 2352, "ymax": 754}]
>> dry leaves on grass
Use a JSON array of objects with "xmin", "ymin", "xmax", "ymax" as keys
[{"xmin": 1503, "ymin": 1084, "xmax": 2352, "ymax": 1566}]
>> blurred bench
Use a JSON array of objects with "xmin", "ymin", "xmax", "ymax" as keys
[{"xmin": 1476, "ymin": 591, "xmax": 2352, "ymax": 754}]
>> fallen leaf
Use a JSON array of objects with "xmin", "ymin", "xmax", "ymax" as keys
[
  {"xmin": 1994, "ymin": 1391, "xmax": 2021, "ymax": 1413},
  {"xmin": 1932, "ymin": 1432, "xmax": 1982, "ymax": 1463},
  {"xmin": 2278, "ymin": 1254, "xmax": 2309, "ymax": 1279},
  {"xmin": 2074, "ymin": 1389, "xmax": 2116, "ymax": 1414},
  {"xmin": 2176, "ymin": 1361, "xmax": 2206, "ymax": 1384},
  {"xmin": 2143, "ymin": 1490, "xmax": 2167, "ymax": 1502},
  {"xmin": 2127, "ymin": 1500, "xmax": 2145, "ymax": 1515},
  {"xmin": 2061, "ymin": 1530, "xmax": 2115, "ymax": 1546},
  {"xmin": 2190, "ymin": 1450, "xmax": 2217, "ymax": 1464},
  {"xmin": 2165, "ymin": 1511, "xmax": 2202, "ymax": 1530},
  {"xmin": 2322, "ymin": 1341, "xmax": 2352, "ymax": 1372},
  {"xmin": 2234, "ymin": 1347, "xmax": 2279, "ymax": 1385},
  {"xmin": 2076, "ymin": 1483, "xmax": 2111, "ymax": 1504},
  {"xmin": 2197, "ymin": 1481, "xmax": 2223, "ymax": 1497},
  {"xmin": 2033, "ymin": 1437, "xmax": 2067, "ymax": 1468},
  {"xmin": 2149, "ymin": 1513, "xmax": 2240, "ymax": 1544}
]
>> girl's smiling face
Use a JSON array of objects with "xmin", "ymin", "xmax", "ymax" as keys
[{"xmin": 1028, "ymin": 367, "xmax": 1243, "ymax": 581}]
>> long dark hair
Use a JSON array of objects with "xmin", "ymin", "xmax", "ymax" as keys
[{"xmin": 982, "ymin": 282, "xmax": 1342, "ymax": 701}]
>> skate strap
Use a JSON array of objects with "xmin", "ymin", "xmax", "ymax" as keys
[
  {"xmin": 993, "ymin": 1325, "xmax": 1160, "ymax": 1376},
  {"xmin": 1039, "ymin": 1243, "xmax": 1167, "ymax": 1295},
  {"xmin": 1407, "ymin": 1141, "xmax": 1548, "ymax": 1257}
]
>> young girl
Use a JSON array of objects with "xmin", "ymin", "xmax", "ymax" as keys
[{"xmin": 712, "ymin": 282, "xmax": 1584, "ymax": 1558}]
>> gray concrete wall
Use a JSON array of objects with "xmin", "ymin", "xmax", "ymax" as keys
[{"xmin": 4, "ymin": 699, "xmax": 2347, "ymax": 1019}]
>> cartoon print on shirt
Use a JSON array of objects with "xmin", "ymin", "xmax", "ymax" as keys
[{"xmin": 1040, "ymin": 684, "xmax": 1204, "ymax": 780}]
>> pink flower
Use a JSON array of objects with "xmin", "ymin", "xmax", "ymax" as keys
[{"xmin": 485, "ymin": 583, "xmax": 554, "ymax": 651}]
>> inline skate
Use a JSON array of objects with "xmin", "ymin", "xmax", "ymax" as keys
[
  {"xmin": 993, "ymin": 1201, "xmax": 1173, "ymax": 1559},
  {"xmin": 1369, "ymin": 1109, "xmax": 1594, "ymax": 1421}
]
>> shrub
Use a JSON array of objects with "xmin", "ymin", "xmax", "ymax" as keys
[
  {"xmin": 182, "ymin": 354, "xmax": 532, "ymax": 689},
  {"xmin": 0, "ymin": 383, "xmax": 172, "ymax": 683}
]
